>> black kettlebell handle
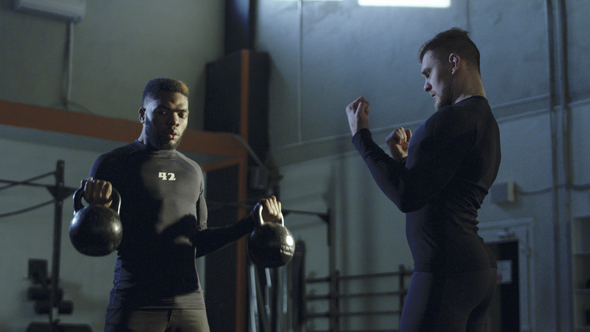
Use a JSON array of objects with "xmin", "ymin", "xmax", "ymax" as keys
[
  {"xmin": 73, "ymin": 187, "xmax": 121, "ymax": 215},
  {"xmin": 254, "ymin": 203, "xmax": 284, "ymax": 227}
]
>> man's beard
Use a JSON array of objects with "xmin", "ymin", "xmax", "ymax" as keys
[
  {"xmin": 435, "ymin": 78, "xmax": 455, "ymax": 110},
  {"xmin": 144, "ymin": 120, "xmax": 182, "ymax": 150}
]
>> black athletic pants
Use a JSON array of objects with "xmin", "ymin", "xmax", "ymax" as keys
[
  {"xmin": 104, "ymin": 307, "xmax": 210, "ymax": 332},
  {"xmin": 400, "ymin": 268, "xmax": 497, "ymax": 332}
]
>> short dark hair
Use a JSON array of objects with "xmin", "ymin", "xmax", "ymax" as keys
[
  {"xmin": 142, "ymin": 78, "xmax": 189, "ymax": 106},
  {"xmin": 418, "ymin": 28, "xmax": 481, "ymax": 73}
]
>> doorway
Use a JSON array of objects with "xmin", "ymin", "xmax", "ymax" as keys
[
  {"xmin": 486, "ymin": 240, "xmax": 520, "ymax": 331},
  {"xmin": 478, "ymin": 218, "xmax": 534, "ymax": 332}
]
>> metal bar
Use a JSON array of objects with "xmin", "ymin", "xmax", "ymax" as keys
[
  {"xmin": 305, "ymin": 312, "xmax": 330, "ymax": 319},
  {"xmin": 49, "ymin": 160, "xmax": 65, "ymax": 328},
  {"xmin": 306, "ymin": 270, "xmax": 413, "ymax": 284},
  {"xmin": 306, "ymin": 276, "xmax": 331, "ymax": 283},
  {"xmin": 0, "ymin": 172, "xmax": 56, "ymax": 190},
  {"xmin": 305, "ymin": 294, "xmax": 330, "ymax": 301},
  {"xmin": 337, "ymin": 271, "xmax": 408, "ymax": 280},
  {"xmin": 305, "ymin": 266, "xmax": 413, "ymax": 330},
  {"xmin": 329, "ymin": 270, "xmax": 339, "ymax": 331},
  {"xmin": 306, "ymin": 330, "xmax": 398, "ymax": 332},
  {"xmin": 0, "ymin": 199, "xmax": 55, "ymax": 219},
  {"xmin": 0, "ymin": 178, "xmax": 55, "ymax": 189},
  {"xmin": 248, "ymin": 264, "xmax": 258, "ymax": 332},
  {"xmin": 307, "ymin": 310, "xmax": 401, "ymax": 318},
  {"xmin": 337, "ymin": 310, "xmax": 401, "ymax": 317},
  {"xmin": 254, "ymin": 266, "xmax": 271, "ymax": 332},
  {"xmin": 338, "ymin": 291, "xmax": 407, "ymax": 299},
  {"xmin": 306, "ymin": 290, "xmax": 407, "ymax": 301}
]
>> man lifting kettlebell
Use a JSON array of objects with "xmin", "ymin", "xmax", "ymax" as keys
[{"xmin": 77, "ymin": 78, "xmax": 283, "ymax": 332}]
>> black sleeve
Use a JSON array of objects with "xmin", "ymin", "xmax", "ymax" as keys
[
  {"xmin": 88, "ymin": 149, "xmax": 131, "ymax": 184},
  {"xmin": 352, "ymin": 108, "xmax": 475, "ymax": 212},
  {"xmin": 192, "ymin": 213, "xmax": 257, "ymax": 258},
  {"xmin": 352, "ymin": 129, "xmax": 416, "ymax": 211},
  {"xmin": 191, "ymin": 180, "xmax": 256, "ymax": 258},
  {"xmin": 88, "ymin": 153, "xmax": 109, "ymax": 179}
]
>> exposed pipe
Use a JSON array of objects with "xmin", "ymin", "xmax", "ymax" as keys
[
  {"xmin": 545, "ymin": 1, "xmax": 562, "ymax": 330},
  {"xmin": 297, "ymin": 0, "xmax": 303, "ymax": 143},
  {"xmin": 49, "ymin": 161, "xmax": 65, "ymax": 326},
  {"xmin": 546, "ymin": 0, "xmax": 572, "ymax": 330},
  {"xmin": 557, "ymin": 0, "xmax": 574, "ymax": 330},
  {"xmin": 66, "ymin": 21, "xmax": 74, "ymax": 110}
]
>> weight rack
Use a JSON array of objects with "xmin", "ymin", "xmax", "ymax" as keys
[{"xmin": 0, "ymin": 160, "xmax": 90, "ymax": 332}]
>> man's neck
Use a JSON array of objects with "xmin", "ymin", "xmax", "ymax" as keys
[
  {"xmin": 137, "ymin": 132, "xmax": 148, "ymax": 145},
  {"xmin": 453, "ymin": 75, "xmax": 486, "ymax": 105}
]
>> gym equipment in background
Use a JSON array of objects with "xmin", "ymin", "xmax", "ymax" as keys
[{"xmin": 0, "ymin": 160, "xmax": 92, "ymax": 331}]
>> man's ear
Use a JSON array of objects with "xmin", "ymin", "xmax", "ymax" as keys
[
  {"xmin": 138, "ymin": 107, "xmax": 146, "ymax": 124},
  {"xmin": 449, "ymin": 53, "xmax": 461, "ymax": 74}
]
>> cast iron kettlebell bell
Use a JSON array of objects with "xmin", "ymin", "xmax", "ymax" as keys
[
  {"xmin": 69, "ymin": 188, "xmax": 123, "ymax": 256},
  {"xmin": 248, "ymin": 204, "xmax": 295, "ymax": 268}
]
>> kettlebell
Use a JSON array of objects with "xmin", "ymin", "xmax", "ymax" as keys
[
  {"xmin": 248, "ymin": 204, "xmax": 295, "ymax": 268},
  {"xmin": 69, "ymin": 188, "xmax": 123, "ymax": 256}
]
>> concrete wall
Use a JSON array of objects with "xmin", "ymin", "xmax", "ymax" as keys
[{"xmin": 0, "ymin": 0, "xmax": 225, "ymax": 129}]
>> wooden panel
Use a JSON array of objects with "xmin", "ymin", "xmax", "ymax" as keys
[{"xmin": 0, "ymin": 100, "xmax": 247, "ymax": 167}]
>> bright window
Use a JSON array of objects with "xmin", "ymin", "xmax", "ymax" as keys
[
  {"xmin": 269, "ymin": 0, "xmax": 450, "ymax": 7},
  {"xmin": 359, "ymin": 0, "xmax": 450, "ymax": 7}
]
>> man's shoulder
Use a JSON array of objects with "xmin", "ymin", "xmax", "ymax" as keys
[
  {"xmin": 93, "ymin": 142, "xmax": 141, "ymax": 169},
  {"xmin": 433, "ymin": 97, "xmax": 490, "ymax": 125},
  {"xmin": 101, "ymin": 142, "xmax": 141, "ymax": 158},
  {"xmin": 451, "ymin": 96, "xmax": 490, "ymax": 116},
  {"xmin": 174, "ymin": 150, "xmax": 202, "ymax": 172}
]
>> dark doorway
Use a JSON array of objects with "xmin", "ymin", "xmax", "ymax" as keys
[{"xmin": 486, "ymin": 240, "xmax": 520, "ymax": 331}]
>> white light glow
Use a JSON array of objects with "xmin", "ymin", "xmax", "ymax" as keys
[{"xmin": 359, "ymin": 0, "xmax": 450, "ymax": 7}]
